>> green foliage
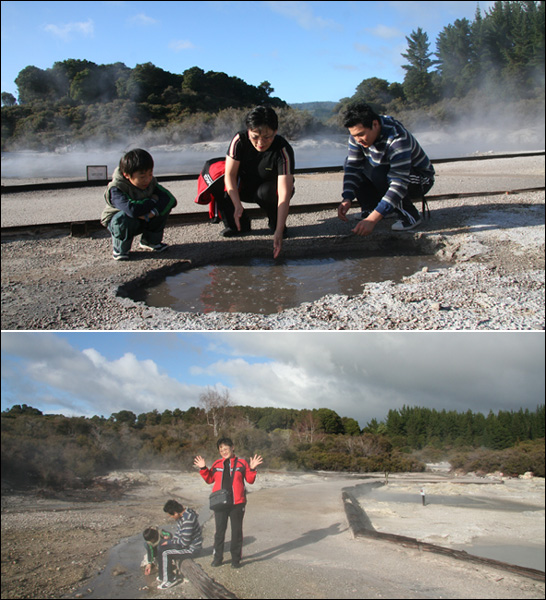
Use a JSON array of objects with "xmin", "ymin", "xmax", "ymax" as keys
[
  {"xmin": 401, "ymin": 28, "xmax": 437, "ymax": 105},
  {"xmin": 3, "ymin": 3, "xmax": 544, "ymax": 151},
  {"xmin": 1, "ymin": 404, "xmax": 543, "ymax": 490},
  {"xmin": 341, "ymin": 1, "xmax": 544, "ymax": 113},
  {"xmin": 1, "ymin": 59, "xmax": 297, "ymax": 150},
  {"xmin": 450, "ymin": 439, "xmax": 545, "ymax": 477},
  {"xmin": 383, "ymin": 405, "xmax": 544, "ymax": 450}
]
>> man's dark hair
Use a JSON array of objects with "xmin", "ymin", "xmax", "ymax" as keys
[
  {"xmin": 341, "ymin": 102, "xmax": 380, "ymax": 129},
  {"xmin": 163, "ymin": 499, "xmax": 184, "ymax": 515},
  {"xmin": 217, "ymin": 437, "xmax": 234, "ymax": 449},
  {"xmin": 119, "ymin": 148, "xmax": 154, "ymax": 175},
  {"xmin": 245, "ymin": 105, "xmax": 279, "ymax": 132}
]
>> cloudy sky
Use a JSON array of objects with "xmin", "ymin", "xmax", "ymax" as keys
[
  {"xmin": 1, "ymin": 1, "xmax": 495, "ymax": 103},
  {"xmin": 2, "ymin": 331, "xmax": 543, "ymax": 427}
]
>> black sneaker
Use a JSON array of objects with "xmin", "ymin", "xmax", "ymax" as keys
[
  {"xmin": 113, "ymin": 250, "xmax": 129, "ymax": 261},
  {"xmin": 211, "ymin": 558, "xmax": 223, "ymax": 567},
  {"xmin": 220, "ymin": 223, "xmax": 251, "ymax": 237}
]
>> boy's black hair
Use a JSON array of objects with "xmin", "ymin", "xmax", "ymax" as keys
[
  {"xmin": 245, "ymin": 105, "xmax": 279, "ymax": 132},
  {"xmin": 217, "ymin": 437, "xmax": 234, "ymax": 449},
  {"xmin": 163, "ymin": 499, "xmax": 184, "ymax": 515},
  {"xmin": 119, "ymin": 148, "xmax": 154, "ymax": 175},
  {"xmin": 143, "ymin": 527, "xmax": 160, "ymax": 543},
  {"xmin": 341, "ymin": 102, "xmax": 380, "ymax": 129}
]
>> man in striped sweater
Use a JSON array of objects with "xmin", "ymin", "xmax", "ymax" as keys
[
  {"xmin": 337, "ymin": 102, "xmax": 434, "ymax": 234},
  {"xmin": 157, "ymin": 500, "xmax": 203, "ymax": 589}
]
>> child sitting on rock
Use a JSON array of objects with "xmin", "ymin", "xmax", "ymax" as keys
[{"xmin": 101, "ymin": 148, "xmax": 177, "ymax": 260}]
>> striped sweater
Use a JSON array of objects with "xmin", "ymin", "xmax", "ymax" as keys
[
  {"xmin": 342, "ymin": 115, "xmax": 434, "ymax": 211},
  {"xmin": 172, "ymin": 508, "xmax": 203, "ymax": 550}
]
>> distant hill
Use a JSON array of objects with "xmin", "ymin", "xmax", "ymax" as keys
[{"xmin": 290, "ymin": 101, "xmax": 337, "ymax": 122}]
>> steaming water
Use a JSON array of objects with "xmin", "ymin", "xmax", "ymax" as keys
[
  {"xmin": 0, "ymin": 137, "xmax": 349, "ymax": 180},
  {"xmin": 2, "ymin": 125, "xmax": 544, "ymax": 180},
  {"xmin": 132, "ymin": 252, "xmax": 447, "ymax": 315}
]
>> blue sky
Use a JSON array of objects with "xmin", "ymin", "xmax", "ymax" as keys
[
  {"xmin": 2, "ymin": 331, "xmax": 544, "ymax": 427},
  {"xmin": 1, "ymin": 1, "xmax": 495, "ymax": 104}
]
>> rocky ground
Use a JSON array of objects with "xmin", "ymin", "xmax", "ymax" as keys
[
  {"xmin": 1, "ymin": 471, "xmax": 544, "ymax": 600},
  {"xmin": 1, "ymin": 169, "xmax": 544, "ymax": 330}
]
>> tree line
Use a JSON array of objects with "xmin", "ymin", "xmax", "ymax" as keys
[
  {"xmin": 1, "ymin": 401, "xmax": 544, "ymax": 490},
  {"xmin": 1, "ymin": 1, "xmax": 544, "ymax": 151}
]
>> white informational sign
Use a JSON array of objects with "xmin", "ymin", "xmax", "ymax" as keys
[{"xmin": 86, "ymin": 166, "xmax": 108, "ymax": 181}]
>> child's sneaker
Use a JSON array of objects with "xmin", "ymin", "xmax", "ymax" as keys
[
  {"xmin": 113, "ymin": 250, "xmax": 129, "ymax": 260},
  {"xmin": 157, "ymin": 579, "xmax": 177, "ymax": 590},
  {"xmin": 139, "ymin": 242, "xmax": 168, "ymax": 252}
]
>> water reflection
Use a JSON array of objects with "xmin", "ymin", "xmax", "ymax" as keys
[{"xmin": 139, "ymin": 253, "xmax": 446, "ymax": 314}]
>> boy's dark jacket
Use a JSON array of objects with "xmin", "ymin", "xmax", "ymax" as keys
[{"xmin": 101, "ymin": 167, "xmax": 177, "ymax": 227}]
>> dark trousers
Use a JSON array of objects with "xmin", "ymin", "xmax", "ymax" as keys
[
  {"xmin": 348, "ymin": 160, "xmax": 433, "ymax": 219},
  {"xmin": 213, "ymin": 503, "xmax": 245, "ymax": 563},
  {"xmin": 157, "ymin": 542, "xmax": 197, "ymax": 582},
  {"xmin": 107, "ymin": 211, "xmax": 169, "ymax": 254},
  {"xmin": 217, "ymin": 182, "xmax": 279, "ymax": 232}
]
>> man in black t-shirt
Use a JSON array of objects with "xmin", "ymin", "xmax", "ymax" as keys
[{"xmin": 218, "ymin": 106, "xmax": 295, "ymax": 258}]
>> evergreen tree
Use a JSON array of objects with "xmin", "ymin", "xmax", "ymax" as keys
[
  {"xmin": 435, "ymin": 18, "xmax": 474, "ymax": 97},
  {"xmin": 401, "ymin": 28, "xmax": 436, "ymax": 105}
]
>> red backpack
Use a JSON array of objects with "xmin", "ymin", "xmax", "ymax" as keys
[{"xmin": 195, "ymin": 157, "xmax": 226, "ymax": 222}]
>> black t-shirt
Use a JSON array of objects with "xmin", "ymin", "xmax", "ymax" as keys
[{"xmin": 227, "ymin": 131, "xmax": 295, "ymax": 191}]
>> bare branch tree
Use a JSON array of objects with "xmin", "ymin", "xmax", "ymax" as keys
[{"xmin": 199, "ymin": 387, "xmax": 233, "ymax": 437}]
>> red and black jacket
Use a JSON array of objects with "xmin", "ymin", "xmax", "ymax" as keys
[{"xmin": 199, "ymin": 456, "xmax": 256, "ymax": 505}]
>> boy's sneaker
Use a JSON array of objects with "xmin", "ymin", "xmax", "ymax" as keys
[
  {"xmin": 157, "ymin": 579, "xmax": 177, "ymax": 590},
  {"xmin": 391, "ymin": 216, "xmax": 423, "ymax": 231},
  {"xmin": 139, "ymin": 242, "xmax": 168, "ymax": 252},
  {"xmin": 113, "ymin": 250, "xmax": 129, "ymax": 261}
]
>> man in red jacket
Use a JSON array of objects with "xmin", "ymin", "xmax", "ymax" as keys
[{"xmin": 194, "ymin": 437, "xmax": 263, "ymax": 568}]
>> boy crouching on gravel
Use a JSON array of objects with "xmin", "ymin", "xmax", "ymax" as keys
[
  {"xmin": 142, "ymin": 527, "xmax": 172, "ymax": 576},
  {"xmin": 101, "ymin": 149, "xmax": 177, "ymax": 260}
]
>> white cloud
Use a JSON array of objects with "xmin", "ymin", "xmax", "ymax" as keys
[
  {"xmin": 2, "ymin": 332, "xmax": 543, "ymax": 427},
  {"xmin": 365, "ymin": 25, "xmax": 402, "ymax": 40},
  {"xmin": 264, "ymin": 1, "xmax": 341, "ymax": 31},
  {"xmin": 43, "ymin": 19, "xmax": 94, "ymax": 41},
  {"xmin": 128, "ymin": 13, "xmax": 159, "ymax": 26},
  {"xmin": 1, "ymin": 333, "xmax": 198, "ymax": 417},
  {"xmin": 209, "ymin": 332, "xmax": 545, "ymax": 425},
  {"xmin": 169, "ymin": 39, "xmax": 195, "ymax": 51}
]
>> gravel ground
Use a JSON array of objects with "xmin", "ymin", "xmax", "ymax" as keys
[
  {"xmin": 1, "ymin": 157, "xmax": 545, "ymax": 330},
  {"xmin": 1, "ymin": 191, "xmax": 544, "ymax": 331}
]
